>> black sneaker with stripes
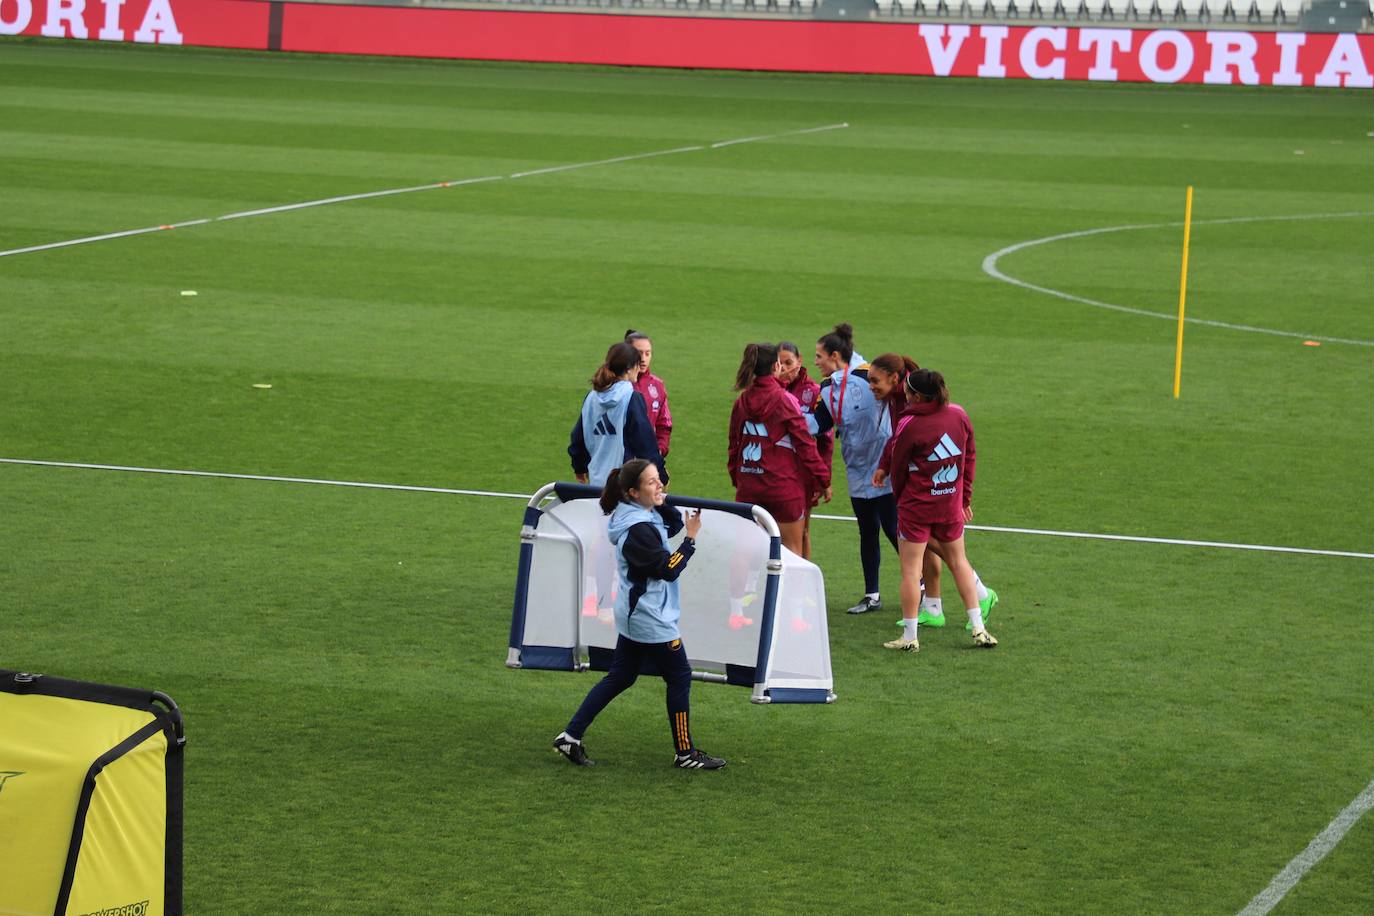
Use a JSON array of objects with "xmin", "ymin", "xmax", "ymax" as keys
[
  {"xmin": 674, "ymin": 748, "xmax": 726, "ymax": 770},
  {"xmin": 553, "ymin": 731, "xmax": 594, "ymax": 766}
]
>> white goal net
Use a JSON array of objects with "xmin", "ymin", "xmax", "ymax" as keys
[{"xmin": 507, "ymin": 483, "xmax": 835, "ymax": 704}]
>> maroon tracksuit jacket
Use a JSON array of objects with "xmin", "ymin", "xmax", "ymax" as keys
[
  {"xmin": 880, "ymin": 392, "xmax": 904, "ymax": 433},
  {"xmin": 728, "ymin": 376, "xmax": 831, "ymax": 506},
  {"xmin": 785, "ymin": 368, "xmax": 834, "ymax": 474},
  {"xmin": 879, "ymin": 401, "xmax": 976, "ymax": 524},
  {"xmin": 633, "ymin": 371, "xmax": 673, "ymax": 458}
]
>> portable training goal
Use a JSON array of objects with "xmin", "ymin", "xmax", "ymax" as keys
[
  {"xmin": 507, "ymin": 482, "xmax": 835, "ymax": 703},
  {"xmin": 0, "ymin": 669, "xmax": 184, "ymax": 916}
]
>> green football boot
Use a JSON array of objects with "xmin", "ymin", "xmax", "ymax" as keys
[
  {"xmin": 916, "ymin": 608, "xmax": 946, "ymax": 628},
  {"xmin": 966, "ymin": 588, "xmax": 999, "ymax": 631}
]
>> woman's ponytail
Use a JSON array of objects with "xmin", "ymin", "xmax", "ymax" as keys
[
  {"xmin": 591, "ymin": 364, "xmax": 617, "ymax": 391},
  {"xmin": 734, "ymin": 343, "xmax": 759, "ymax": 391},
  {"xmin": 591, "ymin": 342, "xmax": 640, "ymax": 392},
  {"xmin": 600, "ymin": 459, "xmax": 652, "ymax": 514},
  {"xmin": 734, "ymin": 342, "xmax": 780, "ymax": 391}
]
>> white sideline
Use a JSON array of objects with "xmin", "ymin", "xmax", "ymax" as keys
[
  {"xmin": 1238, "ymin": 775, "xmax": 1374, "ymax": 916},
  {"xmin": 982, "ymin": 211, "xmax": 1374, "ymax": 347},
  {"xmin": 0, "ymin": 123, "xmax": 850, "ymax": 260},
  {"xmin": 4, "ymin": 458, "xmax": 1371, "ymax": 561},
  {"xmin": 0, "ymin": 458, "xmax": 530, "ymax": 500},
  {"xmin": 824, "ymin": 516, "xmax": 1374, "ymax": 561}
]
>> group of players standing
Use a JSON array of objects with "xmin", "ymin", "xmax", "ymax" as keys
[
  {"xmin": 568, "ymin": 324, "xmax": 999, "ymax": 653},
  {"xmin": 552, "ymin": 325, "xmax": 999, "ymax": 770}
]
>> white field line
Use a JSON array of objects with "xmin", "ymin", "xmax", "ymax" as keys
[
  {"xmin": 0, "ymin": 458, "xmax": 530, "ymax": 500},
  {"xmin": 981, "ymin": 211, "xmax": 1374, "ymax": 347},
  {"xmin": 0, "ymin": 225, "xmax": 171, "ymax": 258},
  {"xmin": 710, "ymin": 121, "xmax": 849, "ymax": 149},
  {"xmin": 5, "ymin": 458, "xmax": 1371, "ymax": 561},
  {"xmin": 809, "ymin": 514, "xmax": 1374, "ymax": 560},
  {"xmin": 214, "ymin": 180, "xmax": 493, "ymax": 221},
  {"xmin": 0, "ymin": 123, "xmax": 849, "ymax": 260},
  {"xmin": 507, "ymin": 145, "xmax": 705, "ymax": 178},
  {"xmin": 1238, "ymin": 775, "xmax": 1374, "ymax": 916}
]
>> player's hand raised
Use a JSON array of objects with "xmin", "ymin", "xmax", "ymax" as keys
[{"xmin": 685, "ymin": 509, "xmax": 703, "ymax": 539}]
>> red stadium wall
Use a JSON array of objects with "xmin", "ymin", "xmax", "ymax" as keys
[{"xmin": 3, "ymin": 0, "xmax": 1371, "ymax": 87}]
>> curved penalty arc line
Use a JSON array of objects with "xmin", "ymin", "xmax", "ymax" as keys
[{"xmin": 981, "ymin": 211, "xmax": 1374, "ymax": 347}]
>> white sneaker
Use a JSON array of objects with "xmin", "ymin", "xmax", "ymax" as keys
[
  {"xmin": 882, "ymin": 636, "xmax": 920, "ymax": 652},
  {"xmin": 971, "ymin": 628, "xmax": 998, "ymax": 648}
]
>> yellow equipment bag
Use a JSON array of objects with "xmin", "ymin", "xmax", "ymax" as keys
[{"xmin": 0, "ymin": 669, "xmax": 184, "ymax": 916}]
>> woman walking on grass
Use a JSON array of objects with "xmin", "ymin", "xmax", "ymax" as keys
[
  {"xmin": 873, "ymin": 368, "xmax": 999, "ymax": 652},
  {"xmin": 552, "ymin": 459, "xmax": 725, "ymax": 770},
  {"xmin": 868, "ymin": 353, "xmax": 998, "ymax": 633}
]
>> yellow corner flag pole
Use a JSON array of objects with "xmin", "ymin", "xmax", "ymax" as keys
[{"xmin": 1173, "ymin": 186, "xmax": 1194, "ymax": 399}]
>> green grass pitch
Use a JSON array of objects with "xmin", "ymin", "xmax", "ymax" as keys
[{"xmin": 2, "ymin": 38, "xmax": 1373, "ymax": 913}]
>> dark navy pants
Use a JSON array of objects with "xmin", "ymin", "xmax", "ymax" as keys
[
  {"xmin": 851, "ymin": 493, "xmax": 899, "ymax": 594},
  {"xmin": 567, "ymin": 634, "xmax": 694, "ymax": 754}
]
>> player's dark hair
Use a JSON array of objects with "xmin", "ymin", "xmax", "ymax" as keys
[
  {"xmin": 591, "ymin": 342, "xmax": 640, "ymax": 392},
  {"xmin": 871, "ymin": 353, "xmax": 920, "ymax": 386},
  {"xmin": 905, "ymin": 368, "xmax": 949, "ymax": 407},
  {"xmin": 778, "ymin": 341, "xmax": 801, "ymax": 358},
  {"xmin": 817, "ymin": 323, "xmax": 855, "ymax": 363},
  {"xmin": 624, "ymin": 329, "xmax": 651, "ymax": 345},
  {"xmin": 735, "ymin": 343, "xmax": 779, "ymax": 391},
  {"xmin": 600, "ymin": 458, "xmax": 653, "ymax": 514}
]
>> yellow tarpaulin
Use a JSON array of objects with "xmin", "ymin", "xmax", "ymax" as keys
[{"xmin": 0, "ymin": 671, "xmax": 183, "ymax": 916}]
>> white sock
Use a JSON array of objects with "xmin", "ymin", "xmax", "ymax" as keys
[
  {"xmin": 730, "ymin": 597, "xmax": 744, "ymax": 617},
  {"xmin": 967, "ymin": 608, "xmax": 984, "ymax": 631},
  {"xmin": 974, "ymin": 572, "xmax": 988, "ymax": 603},
  {"xmin": 902, "ymin": 618, "xmax": 918, "ymax": 641},
  {"xmin": 921, "ymin": 596, "xmax": 943, "ymax": 616},
  {"xmin": 866, "ymin": 592, "xmax": 880, "ymax": 601}
]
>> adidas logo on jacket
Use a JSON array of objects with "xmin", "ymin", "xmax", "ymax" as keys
[{"xmin": 881, "ymin": 400, "xmax": 976, "ymax": 521}]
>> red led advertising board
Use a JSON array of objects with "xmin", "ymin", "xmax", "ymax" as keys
[{"xmin": 3, "ymin": 0, "xmax": 1370, "ymax": 87}]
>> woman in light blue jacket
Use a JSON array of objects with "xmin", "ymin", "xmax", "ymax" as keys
[
  {"xmin": 552, "ymin": 459, "xmax": 726, "ymax": 771},
  {"xmin": 810, "ymin": 323, "xmax": 898, "ymax": 616},
  {"xmin": 568, "ymin": 342, "xmax": 666, "ymax": 487}
]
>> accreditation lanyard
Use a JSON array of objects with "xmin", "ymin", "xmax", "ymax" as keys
[{"xmin": 834, "ymin": 364, "xmax": 849, "ymax": 428}]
